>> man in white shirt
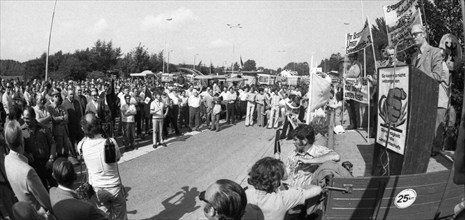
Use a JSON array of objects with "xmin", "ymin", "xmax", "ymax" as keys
[
  {"xmin": 121, "ymin": 94, "xmax": 137, "ymax": 150},
  {"xmin": 225, "ymin": 87, "xmax": 237, "ymax": 125},
  {"xmin": 2, "ymin": 83, "xmax": 13, "ymax": 117},
  {"xmin": 188, "ymin": 90, "xmax": 202, "ymax": 131},
  {"xmin": 239, "ymin": 87, "xmax": 249, "ymax": 120},
  {"xmin": 168, "ymin": 88, "xmax": 182, "ymax": 136},
  {"xmin": 268, "ymin": 89, "xmax": 282, "ymax": 129}
]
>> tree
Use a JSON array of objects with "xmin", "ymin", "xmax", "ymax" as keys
[
  {"xmin": 89, "ymin": 40, "xmax": 122, "ymax": 72},
  {"xmin": 283, "ymin": 62, "xmax": 309, "ymax": 76},
  {"xmin": 243, "ymin": 59, "xmax": 256, "ymax": 71}
]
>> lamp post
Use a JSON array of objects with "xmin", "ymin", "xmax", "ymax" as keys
[
  {"xmin": 167, "ymin": 50, "xmax": 173, "ymax": 73},
  {"xmin": 162, "ymin": 18, "xmax": 173, "ymax": 73},
  {"xmin": 227, "ymin": 24, "xmax": 242, "ymax": 73},
  {"xmin": 193, "ymin": 53, "xmax": 199, "ymax": 70}
]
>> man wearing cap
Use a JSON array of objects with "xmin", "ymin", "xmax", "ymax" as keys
[
  {"xmin": 188, "ymin": 89, "xmax": 202, "ymax": 131},
  {"xmin": 121, "ymin": 94, "xmax": 137, "ymax": 150},
  {"xmin": 410, "ymin": 24, "xmax": 444, "ymax": 156}
]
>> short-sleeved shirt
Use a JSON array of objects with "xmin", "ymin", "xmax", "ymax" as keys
[
  {"xmin": 286, "ymin": 145, "xmax": 333, "ymax": 187},
  {"xmin": 255, "ymin": 94, "xmax": 266, "ymax": 105},
  {"xmin": 244, "ymin": 187, "xmax": 306, "ymax": 220},
  {"xmin": 78, "ymin": 136, "xmax": 121, "ymax": 188},
  {"xmin": 150, "ymin": 100, "xmax": 164, "ymax": 119}
]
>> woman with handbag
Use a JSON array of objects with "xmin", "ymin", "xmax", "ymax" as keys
[{"xmin": 78, "ymin": 112, "xmax": 127, "ymax": 220}]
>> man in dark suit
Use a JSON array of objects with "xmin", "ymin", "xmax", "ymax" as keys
[
  {"xmin": 75, "ymin": 85, "xmax": 87, "ymax": 114},
  {"xmin": 62, "ymin": 87, "xmax": 83, "ymax": 161},
  {"xmin": 410, "ymin": 24, "xmax": 444, "ymax": 156},
  {"xmin": 49, "ymin": 158, "xmax": 107, "ymax": 219}
]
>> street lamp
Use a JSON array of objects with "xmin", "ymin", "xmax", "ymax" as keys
[
  {"xmin": 167, "ymin": 50, "xmax": 173, "ymax": 73},
  {"xmin": 193, "ymin": 53, "xmax": 199, "ymax": 70},
  {"xmin": 162, "ymin": 18, "xmax": 173, "ymax": 73},
  {"xmin": 227, "ymin": 24, "xmax": 242, "ymax": 72}
]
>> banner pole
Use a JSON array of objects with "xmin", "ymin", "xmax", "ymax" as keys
[{"xmin": 367, "ymin": 16, "xmax": 377, "ymax": 140}]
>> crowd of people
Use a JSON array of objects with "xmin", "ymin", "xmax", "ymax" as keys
[{"xmin": 0, "ymin": 24, "xmax": 460, "ymax": 220}]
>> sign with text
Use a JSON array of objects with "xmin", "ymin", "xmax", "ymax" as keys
[
  {"xmin": 383, "ymin": 0, "xmax": 422, "ymax": 51},
  {"xmin": 376, "ymin": 65, "xmax": 409, "ymax": 155},
  {"xmin": 345, "ymin": 18, "xmax": 372, "ymax": 55},
  {"xmin": 343, "ymin": 78, "xmax": 369, "ymax": 104}
]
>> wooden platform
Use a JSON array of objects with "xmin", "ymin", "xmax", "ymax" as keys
[{"xmin": 279, "ymin": 129, "xmax": 452, "ymax": 177}]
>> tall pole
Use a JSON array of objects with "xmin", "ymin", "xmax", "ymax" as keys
[
  {"xmin": 45, "ymin": 0, "xmax": 58, "ymax": 81},
  {"xmin": 167, "ymin": 50, "xmax": 172, "ymax": 73},
  {"xmin": 193, "ymin": 54, "xmax": 199, "ymax": 70}
]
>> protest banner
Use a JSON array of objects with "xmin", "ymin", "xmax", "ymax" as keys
[
  {"xmin": 345, "ymin": 18, "xmax": 372, "ymax": 55},
  {"xmin": 383, "ymin": 0, "xmax": 422, "ymax": 51},
  {"xmin": 343, "ymin": 78, "xmax": 369, "ymax": 104},
  {"xmin": 376, "ymin": 65, "xmax": 410, "ymax": 155}
]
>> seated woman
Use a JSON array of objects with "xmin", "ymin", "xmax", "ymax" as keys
[
  {"xmin": 286, "ymin": 124, "xmax": 340, "ymax": 188},
  {"xmin": 243, "ymin": 157, "xmax": 321, "ymax": 220}
]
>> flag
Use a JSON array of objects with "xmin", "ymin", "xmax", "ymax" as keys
[
  {"xmin": 308, "ymin": 73, "xmax": 331, "ymax": 111},
  {"xmin": 240, "ymin": 56, "xmax": 244, "ymax": 67},
  {"xmin": 345, "ymin": 17, "xmax": 372, "ymax": 54}
]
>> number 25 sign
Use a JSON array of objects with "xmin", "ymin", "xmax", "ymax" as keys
[{"xmin": 394, "ymin": 189, "xmax": 417, "ymax": 209}]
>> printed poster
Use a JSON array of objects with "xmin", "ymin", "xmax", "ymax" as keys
[
  {"xmin": 383, "ymin": 0, "xmax": 422, "ymax": 51},
  {"xmin": 376, "ymin": 65, "xmax": 409, "ymax": 155}
]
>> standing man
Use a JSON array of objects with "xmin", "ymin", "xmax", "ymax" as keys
[
  {"xmin": 188, "ymin": 89, "xmax": 202, "ymax": 131},
  {"xmin": 151, "ymin": 92, "xmax": 166, "ymax": 148},
  {"xmin": 345, "ymin": 53, "xmax": 362, "ymax": 130},
  {"xmin": 410, "ymin": 24, "xmax": 444, "ymax": 156},
  {"xmin": 62, "ymin": 87, "xmax": 83, "ymax": 162},
  {"xmin": 239, "ymin": 87, "xmax": 248, "ymax": 120},
  {"xmin": 121, "ymin": 94, "xmax": 137, "ymax": 150},
  {"xmin": 245, "ymin": 87, "xmax": 256, "ymax": 127},
  {"xmin": 2, "ymin": 83, "xmax": 13, "ymax": 119},
  {"xmin": 22, "ymin": 106, "xmax": 58, "ymax": 190},
  {"xmin": 225, "ymin": 87, "xmax": 237, "ymax": 125},
  {"xmin": 267, "ymin": 89, "xmax": 282, "ymax": 129},
  {"xmin": 168, "ymin": 88, "xmax": 182, "ymax": 135}
]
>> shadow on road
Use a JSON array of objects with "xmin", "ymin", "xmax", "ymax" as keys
[{"xmin": 144, "ymin": 186, "xmax": 200, "ymax": 220}]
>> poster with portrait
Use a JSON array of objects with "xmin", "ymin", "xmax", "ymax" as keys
[{"xmin": 376, "ymin": 65, "xmax": 410, "ymax": 155}]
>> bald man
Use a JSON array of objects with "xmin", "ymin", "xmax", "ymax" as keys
[{"xmin": 199, "ymin": 179, "xmax": 247, "ymax": 220}]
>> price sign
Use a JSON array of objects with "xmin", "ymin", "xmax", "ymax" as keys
[{"xmin": 394, "ymin": 189, "xmax": 417, "ymax": 209}]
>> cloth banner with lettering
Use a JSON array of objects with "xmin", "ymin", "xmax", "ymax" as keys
[
  {"xmin": 376, "ymin": 65, "xmax": 410, "ymax": 155},
  {"xmin": 343, "ymin": 78, "xmax": 369, "ymax": 104},
  {"xmin": 383, "ymin": 0, "xmax": 422, "ymax": 51},
  {"xmin": 345, "ymin": 18, "xmax": 372, "ymax": 55}
]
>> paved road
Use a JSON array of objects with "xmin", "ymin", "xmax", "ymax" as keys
[{"xmin": 117, "ymin": 123, "xmax": 276, "ymax": 219}]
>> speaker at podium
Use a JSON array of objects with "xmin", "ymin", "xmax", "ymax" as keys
[{"xmin": 372, "ymin": 65, "xmax": 439, "ymax": 176}]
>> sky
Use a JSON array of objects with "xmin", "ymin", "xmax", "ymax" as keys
[{"xmin": 0, "ymin": 0, "xmax": 398, "ymax": 70}]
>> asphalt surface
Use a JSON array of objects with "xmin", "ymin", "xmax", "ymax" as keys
[{"xmin": 117, "ymin": 122, "xmax": 276, "ymax": 220}]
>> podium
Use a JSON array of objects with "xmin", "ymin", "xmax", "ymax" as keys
[{"xmin": 372, "ymin": 65, "xmax": 439, "ymax": 176}]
